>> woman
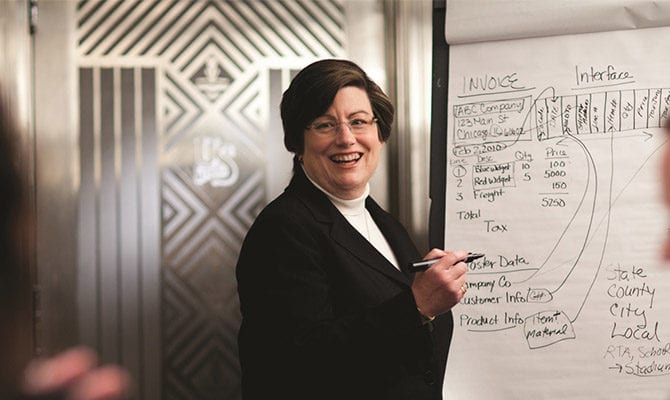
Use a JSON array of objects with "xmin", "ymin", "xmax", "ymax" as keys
[{"xmin": 236, "ymin": 59, "xmax": 468, "ymax": 400}]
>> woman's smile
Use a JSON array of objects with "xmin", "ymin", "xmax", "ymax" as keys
[{"xmin": 330, "ymin": 152, "xmax": 363, "ymax": 164}]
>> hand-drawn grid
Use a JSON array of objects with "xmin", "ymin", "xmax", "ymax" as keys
[{"xmin": 448, "ymin": 85, "xmax": 670, "ymax": 351}]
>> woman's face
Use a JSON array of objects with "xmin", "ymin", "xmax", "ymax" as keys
[{"xmin": 301, "ymin": 86, "xmax": 383, "ymax": 200}]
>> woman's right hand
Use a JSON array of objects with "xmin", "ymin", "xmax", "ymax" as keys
[{"xmin": 411, "ymin": 248, "xmax": 468, "ymax": 318}]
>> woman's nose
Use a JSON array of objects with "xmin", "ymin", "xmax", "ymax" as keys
[{"xmin": 334, "ymin": 123, "xmax": 356, "ymax": 145}]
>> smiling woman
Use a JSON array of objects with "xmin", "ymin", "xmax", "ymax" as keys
[{"xmin": 236, "ymin": 59, "xmax": 470, "ymax": 400}]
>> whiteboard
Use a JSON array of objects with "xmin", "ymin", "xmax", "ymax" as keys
[
  {"xmin": 443, "ymin": 26, "xmax": 670, "ymax": 399},
  {"xmin": 445, "ymin": 0, "xmax": 670, "ymax": 45}
]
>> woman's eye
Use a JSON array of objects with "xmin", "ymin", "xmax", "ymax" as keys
[
  {"xmin": 350, "ymin": 119, "xmax": 365, "ymax": 126},
  {"xmin": 315, "ymin": 122, "xmax": 335, "ymax": 130}
]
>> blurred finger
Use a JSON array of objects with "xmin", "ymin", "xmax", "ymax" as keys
[
  {"xmin": 23, "ymin": 347, "xmax": 97, "ymax": 395},
  {"xmin": 69, "ymin": 366, "xmax": 130, "ymax": 400}
]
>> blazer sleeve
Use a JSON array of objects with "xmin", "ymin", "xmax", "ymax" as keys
[{"xmin": 236, "ymin": 210, "xmax": 434, "ymax": 393}]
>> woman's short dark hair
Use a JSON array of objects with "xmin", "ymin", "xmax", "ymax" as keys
[{"xmin": 280, "ymin": 59, "xmax": 394, "ymax": 158}]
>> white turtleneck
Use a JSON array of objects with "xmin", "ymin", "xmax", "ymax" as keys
[{"xmin": 303, "ymin": 168, "xmax": 400, "ymax": 270}]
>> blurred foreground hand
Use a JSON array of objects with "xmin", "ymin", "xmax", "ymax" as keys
[{"xmin": 21, "ymin": 347, "xmax": 129, "ymax": 400}]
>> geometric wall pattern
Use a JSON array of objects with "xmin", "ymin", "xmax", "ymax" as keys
[{"xmin": 77, "ymin": 1, "xmax": 345, "ymax": 398}]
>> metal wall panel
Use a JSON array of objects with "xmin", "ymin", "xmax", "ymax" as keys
[
  {"xmin": 16, "ymin": 3, "xmax": 433, "ymax": 398},
  {"xmin": 0, "ymin": 0, "xmax": 35, "ymax": 393},
  {"xmin": 387, "ymin": 0, "xmax": 433, "ymax": 250},
  {"xmin": 34, "ymin": 0, "xmax": 80, "ymax": 356},
  {"xmin": 76, "ymin": 1, "xmax": 346, "ymax": 398},
  {"xmin": 78, "ymin": 66, "xmax": 161, "ymax": 399}
]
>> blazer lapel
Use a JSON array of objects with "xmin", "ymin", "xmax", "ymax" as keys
[
  {"xmin": 286, "ymin": 168, "xmax": 413, "ymax": 287},
  {"xmin": 366, "ymin": 198, "xmax": 420, "ymax": 276},
  {"xmin": 330, "ymin": 216, "xmax": 412, "ymax": 286}
]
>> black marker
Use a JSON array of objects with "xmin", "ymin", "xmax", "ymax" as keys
[{"xmin": 407, "ymin": 252, "xmax": 485, "ymax": 272}]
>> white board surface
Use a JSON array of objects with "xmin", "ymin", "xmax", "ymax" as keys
[
  {"xmin": 443, "ymin": 26, "xmax": 670, "ymax": 399},
  {"xmin": 445, "ymin": 0, "xmax": 670, "ymax": 45}
]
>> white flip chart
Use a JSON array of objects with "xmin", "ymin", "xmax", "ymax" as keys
[
  {"xmin": 445, "ymin": 0, "xmax": 670, "ymax": 45},
  {"xmin": 443, "ymin": 26, "xmax": 670, "ymax": 399}
]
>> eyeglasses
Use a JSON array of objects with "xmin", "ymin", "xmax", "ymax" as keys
[{"xmin": 306, "ymin": 117, "xmax": 378, "ymax": 135}]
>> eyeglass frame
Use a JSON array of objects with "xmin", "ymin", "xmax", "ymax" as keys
[{"xmin": 304, "ymin": 116, "xmax": 379, "ymax": 135}]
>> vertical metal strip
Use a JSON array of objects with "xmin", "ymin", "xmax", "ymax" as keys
[
  {"xmin": 77, "ymin": 67, "xmax": 98, "ymax": 350},
  {"xmin": 99, "ymin": 67, "xmax": 119, "ymax": 363},
  {"xmin": 265, "ymin": 69, "xmax": 290, "ymax": 200},
  {"xmin": 120, "ymin": 67, "xmax": 140, "ymax": 383},
  {"xmin": 113, "ymin": 67, "xmax": 123, "ymax": 364},
  {"xmin": 133, "ymin": 66, "xmax": 145, "ymax": 398},
  {"xmin": 140, "ymin": 67, "xmax": 161, "ymax": 400},
  {"xmin": 92, "ymin": 66, "xmax": 102, "ymax": 352},
  {"xmin": 33, "ymin": 0, "xmax": 80, "ymax": 355}
]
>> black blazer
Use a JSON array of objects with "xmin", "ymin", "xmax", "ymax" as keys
[{"xmin": 236, "ymin": 168, "xmax": 453, "ymax": 400}]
